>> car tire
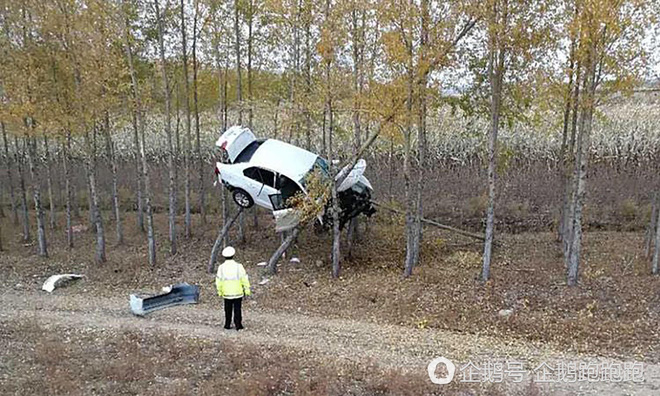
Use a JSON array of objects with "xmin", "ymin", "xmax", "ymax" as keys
[{"xmin": 232, "ymin": 189, "xmax": 254, "ymax": 208}]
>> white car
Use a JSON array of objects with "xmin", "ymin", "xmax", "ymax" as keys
[{"xmin": 214, "ymin": 126, "xmax": 375, "ymax": 231}]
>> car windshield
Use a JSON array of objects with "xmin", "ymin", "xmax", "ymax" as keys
[
  {"xmin": 234, "ymin": 140, "xmax": 264, "ymax": 163},
  {"xmin": 299, "ymin": 157, "xmax": 330, "ymax": 188}
]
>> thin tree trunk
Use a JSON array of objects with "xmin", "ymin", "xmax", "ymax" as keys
[
  {"xmin": 26, "ymin": 135, "xmax": 47, "ymax": 257},
  {"xmin": 122, "ymin": 1, "xmax": 144, "ymax": 232},
  {"xmin": 246, "ymin": 0, "xmax": 258, "ymax": 230},
  {"xmin": 15, "ymin": 136, "xmax": 30, "ymax": 243},
  {"xmin": 411, "ymin": 0, "xmax": 429, "ymax": 273},
  {"xmin": 652, "ymin": 192, "xmax": 660, "ymax": 274},
  {"xmin": 208, "ymin": 207, "xmax": 243, "ymax": 274},
  {"xmin": 141, "ymin": 121, "xmax": 156, "ymax": 266},
  {"xmin": 123, "ymin": 0, "xmax": 154, "ymax": 264},
  {"xmin": 131, "ymin": 99, "xmax": 144, "ymax": 232},
  {"xmin": 192, "ymin": 1, "xmax": 205, "ymax": 226},
  {"xmin": 104, "ymin": 115, "xmax": 123, "ymax": 245},
  {"xmin": 481, "ymin": 0, "xmax": 507, "ymax": 282},
  {"xmin": 84, "ymin": 131, "xmax": 105, "ymax": 263},
  {"xmin": 43, "ymin": 136, "xmax": 56, "ymax": 230},
  {"xmin": 181, "ymin": 0, "xmax": 192, "ymax": 238},
  {"xmin": 155, "ymin": 0, "xmax": 177, "ymax": 255},
  {"xmin": 63, "ymin": 133, "xmax": 73, "ymax": 248},
  {"xmin": 87, "ymin": 128, "xmax": 97, "ymax": 228},
  {"xmin": 234, "ymin": 0, "xmax": 243, "ymax": 124},
  {"xmin": 267, "ymin": 227, "xmax": 300, "ymax": 274},
  {"xmin": 2, "ymin": 122, "xmax": 18, "ymax": 225},
  {"xmin": 645, "ymin": 192, "xmax": 658, "ymax": 258},
  {"xmin": 567, "ymin": 43, "xmax": 597, "ymax": 287},
  {"xmin": 234, "ymin": 0, "xmax": 245, "ymax": 242},
  {"xmin": 403, "ymin": 44, "xmax": 415, "ymax": 277}
]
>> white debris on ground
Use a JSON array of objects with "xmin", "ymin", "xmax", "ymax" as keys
[
  {"xmin": 42, "ymin": 274, "xmax": 84, "ymax": 293},
  {"xmin": 258, "ymin": 278, "xmax": 270, "ymax": 285},
  {"xmin": 289, "ymin": 257, "xmax": 300, "ymax": 264},
  {"xmin": 498, "ymin": 308, "xmax": 514, "ymax": 318},
  {"xmin": 256, "ymin": 261, "xmax": 267, "ymax": 267}
]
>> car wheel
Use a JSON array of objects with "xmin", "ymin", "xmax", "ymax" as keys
[{"xmin": 232, "ymin": 189, "xmax": 254, "ymax": 208}]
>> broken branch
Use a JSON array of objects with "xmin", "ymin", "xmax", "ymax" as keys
[{"xmin": 371, "ymin": 201, "xmax": 487, "ymax": 242}]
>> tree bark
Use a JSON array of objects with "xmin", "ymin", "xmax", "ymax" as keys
[
  {"xmin": 645, "ymin": 192, "xmax": 658, "ymax": 258},
  {"xmin": 155, "ymin": 0, "xmax": 177, "ymax": 255},
  {"xmin": 123, "ymin": 0, "xmax": 155, "ymax": 265},
  {"xmin": 567, "ymin": 42, "xmax": 597, "ymax": 287},
  {"xmin": 104, "ymin": 115, "xmax": 123, "ymax": 245},
  {"xmin": 84, "ymin": 131, "xmax": 105, "ymax": 263},
  {"xmin": 234, "ymin": 0, "xmax": 245, "ymax": 242},
  {"xmin": 43, "ymin": 136, "xmax": 56, "ymax": 230},
  {"xmin": 267, "ymin": 227, "xmax": 300, "ymax": 274},
  {"xmin": 482, "ymin": 0, "xmax": 507, "ymax": 282},
  {"xmin": 26, "ymin": 135, "xmax": 47, "ymax": 257},
  {"xmin": 181, "ymin": 0, "xmax": 192, "ymax": 239},
  {"xmin": 121, "ymin": 0, "xmax": 144, "ymax": 232},
  {"xmin": 63, "ymin": 133, "xmax": 73, "ymax": 248},
  {"xmin": 15, "ymin": 135, "xmax": 30, "ymax": 243},
  {"xmin": 192, "ymin": 0, "xmax": 205, "ymax": 226},
  {"xmin": 2, "ymin": 122, "xmax": 18, "ymax": 225},
  {"xmin": 652, "ymin": 192, "xmax": 660, "ymax": 274},
  {"xmin": 208, "ymin": 207, "xmax": 243, "ymax": 274}
]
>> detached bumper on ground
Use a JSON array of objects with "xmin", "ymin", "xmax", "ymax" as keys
[{"xmin": 130, "ymin": 283, "xmax": 200, "ymax": 316}]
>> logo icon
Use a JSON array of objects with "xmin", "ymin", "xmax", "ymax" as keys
[{"xmin": 428, "ymin": 356, "xmax": 456, "ymax": 385}]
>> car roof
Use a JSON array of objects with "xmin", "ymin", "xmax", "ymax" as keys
[{"xmin": 248, "ymin": 139, "xmax": 318, "ymax": 182}]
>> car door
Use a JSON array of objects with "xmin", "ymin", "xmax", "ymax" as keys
[
  {"xmin": 242, "ymin": 167, "xmax": 278, "ymax": 209},
  {"xmin": 254, "ymin": 168, "xmax": 278, "ymax": 208}
]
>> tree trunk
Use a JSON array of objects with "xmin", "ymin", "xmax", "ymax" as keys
[
  {"xmin": 87, "ymin": 129, "xmax": 97, "ymax": 228},
  {"xmin": 181, "ymin": 0, "xmax": 192, "ymax": 239},
  {"xmin": 140, "ymin": 114, "xmax": 156, "ymax": 266},
  {"xmin": 267, "ymin": 227, "xmax": 300, "ymax": 274},
  {"xmin": 43, "ymin": 136, "xmax": 56, "ymax": 230},
  {"xmin": 234, "ymin": 0, "xmax": 245, "ymax": 242},
  {"xmin": 482, "ymin": 0, "xmax": 507, "ymax": 282},
  {"xmin": 2, "ymin": 122, "xmax": 18, "ymax": 225},
  {"xmin": 567, "ymin": 43, "xmax": 597, "ymax": 287},
  {"xmin": 123, "ymin": 0, "xmax": 155, "ymax": 265},
  {"xmin": 104, "ymin": 115, "xmax": 123, "ymax": 245},
  {"xmin": 84, "ymin": 131, "xmax": 105, "ymax": 263},
  {"xmin": 652, "ymin": 192, "xmax": 660, "ymax": 274},
  {"xmin": 192, "ymin": 1, "xmax": 205, "ymax": 226},
  {"xmin": 26, "ymin": 136, "xmax": 47, "ymax": 257},
  {"xmin": 15, "ymin": 136, "xmax": 30, "ymax": 243},
  {"xmin": 234, "ymin": 0, "xmax": 243, "ymax": 124},
  {"xmin": 208, "ymin": 207, "xmax": 243, "ymax": 274},
  {"xmin": 155, "ymin": 0, "xmax": 177, "ymax": 255},
  {"xmin": 63, "ymin": 133, "xmax": 73, "ymax": 248},
  {"xmin": 645, "ymin": 192, "xmax": 658, "ymax": 258},
  {"xmin": 403, "ymin": 48, "xmax": 415, "ymax": 277}
]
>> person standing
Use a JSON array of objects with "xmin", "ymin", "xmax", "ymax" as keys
[{"xmin": 216, "ymin": 246, "xmax": 251, "ymax": 330}]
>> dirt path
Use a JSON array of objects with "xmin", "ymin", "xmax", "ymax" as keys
[{"xmin": 1, "ymin": 291, "xmax": 658, "ymax": 395}]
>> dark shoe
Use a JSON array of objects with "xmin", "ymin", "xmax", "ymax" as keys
[
  {"xmin": 224, "ymin": 325, "xmax": 231, "ymax": 330},
  {"xmin": 236, "ymin": 325, "xmax": 244, "ymax": 331}
]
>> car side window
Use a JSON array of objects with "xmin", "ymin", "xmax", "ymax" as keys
[{"xmin": 243, "ymin": 167, "xmax": 276, "ymax": 188}]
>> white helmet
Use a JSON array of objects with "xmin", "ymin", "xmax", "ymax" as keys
[{"xmin": 222, "ymin": 246, "xmax": 236, "ymax": 259}]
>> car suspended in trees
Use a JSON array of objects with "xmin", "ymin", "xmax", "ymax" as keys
[{"xmin": 214, "ymin": 126, "xmax": 375, "ymax": 232}]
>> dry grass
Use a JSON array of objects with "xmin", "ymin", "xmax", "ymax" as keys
[
  {"xmin": 1, "ymin": 207, "xmax": 659, "ymax": 366},
  {"xmin": 0, "ymin": 318, "xmax": 511, "ymax": 396}
]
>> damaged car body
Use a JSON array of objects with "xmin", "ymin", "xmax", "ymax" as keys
[{"xmin": 214, "ymin": 126, "xmax": 375, "ymax": 232}]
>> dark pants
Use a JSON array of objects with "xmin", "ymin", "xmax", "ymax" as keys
[{"xmin": 224, "ymin": 297, "xmax": 243, "ymax": 329}]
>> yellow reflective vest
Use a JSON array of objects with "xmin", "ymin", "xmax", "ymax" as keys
[{"xmin": 216, "ymin": 259, "xmax": 251, "ymax": 299}]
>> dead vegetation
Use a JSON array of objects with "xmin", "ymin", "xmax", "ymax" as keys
[
  {"xmin": 1, "ymin": 209, "xmax": 659, "ymax": 365},
  {"xmin": 0, "ymin": 318, "xmax": 522, "ymax": 396}
]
